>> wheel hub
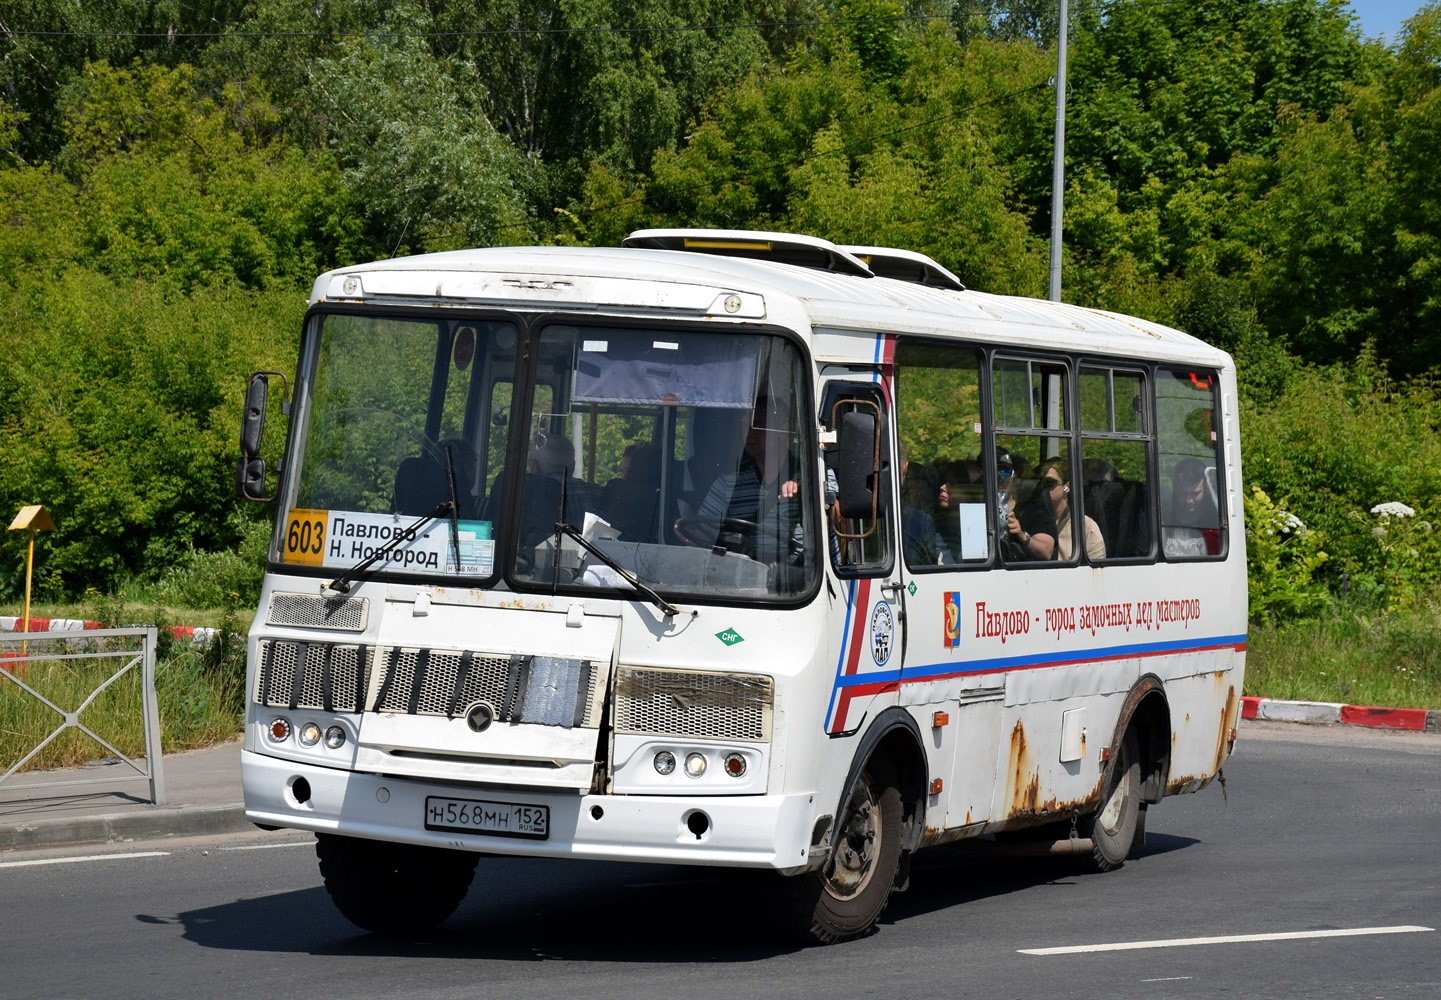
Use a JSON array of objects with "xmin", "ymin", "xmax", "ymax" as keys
[{"xmin": 825, "ymin": 776, "xmax": 880, "ymax": 899}]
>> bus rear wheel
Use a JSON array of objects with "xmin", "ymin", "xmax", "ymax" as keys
[
  {"xmin": 1078, "ymin": 728, "xmax": 1141, "ymax": 872},
  {"xmin": 316, "ymin": 833, "xmax": 479, "ymax": 935},
  {"xmin": 782, "ymin": 761, "xmax": 904, "ymax": 944}
]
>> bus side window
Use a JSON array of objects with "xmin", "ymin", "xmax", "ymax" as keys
[
  {"xmin": 1079, "ymin": 366, "xmax": 1154, "ymax": 560},
  {"xmin": 894, "ymin": 343, "xmax": 988, "ymax": 567},
  {"xmin": 1156, "ymin": 368, "xmax": 1226, "ymax": 559},
  {"xmin": 993, "ymin": 356, "xmax": 1069, "ymax": 565}
]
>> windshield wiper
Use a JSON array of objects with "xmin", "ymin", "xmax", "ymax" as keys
[
  {"xmin": 323, "ymin": 501, "xmax": 454, "ymax": 596},
  {"xmin": 551, "ymin": 520, "xmax": 686, "ymax": 618}
]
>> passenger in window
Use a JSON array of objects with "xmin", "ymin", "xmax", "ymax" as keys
[
  {"xmin": 997, "ymin": 447, "xmax": 1055, "ymax": 561},
  {"xmin": 530, "ymin": 432, "xmax": 604, "ymax": 522},
  {"xmin": 1162, "ymin": 457, "xmax": 1221, "ymax": 557},
  {"xmin": 1038, "ymin": 457, "xmax": 1104, "ymax": 561},
  {"xmin": 899, "ymin": 443, "xmax": 943, "ymax": 566},
  {"xmin": 602, "ymin": 441, "xmax": 663, "ymax": 540},
  {"xmin": 677, "ymin": 398, "xmax": 800, "ymax": 561}
]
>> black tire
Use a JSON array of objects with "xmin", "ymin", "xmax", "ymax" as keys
[
  {"xmin": 1078, "ymin": 728, "xmax": 1141, "ymax": 872},
  {"xmin": 780, "ymin": 761, "xmax": 904, "ymax": 945},
  {"xmin": 316, "ymin": 833, "xmax": 479, "ymax": 935}
]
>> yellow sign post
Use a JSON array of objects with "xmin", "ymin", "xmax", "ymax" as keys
[{"xmin": 8, "ymin": 505, "xmax": 57, "ymax": 658}]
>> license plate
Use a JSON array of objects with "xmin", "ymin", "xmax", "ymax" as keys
[{"xmin": 424, "ymin": 796, "xmax": 549, "ymax": 840}]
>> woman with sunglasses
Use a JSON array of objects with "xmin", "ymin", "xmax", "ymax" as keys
[{"xmin": 1037, "ymin": 456, "xmax": 1106, "ymax": 561}]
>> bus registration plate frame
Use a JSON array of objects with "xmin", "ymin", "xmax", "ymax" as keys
[{"xmin": 424, "ymin": 796, "xmax": 550, "ymax": 840}]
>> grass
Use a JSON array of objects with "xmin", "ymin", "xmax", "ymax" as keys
[
  {"xmin": 1246, "ymin": 605, "xmax": 1441, "ymax": 710},
  {"xmin": 0, "ymin": 603, "xmax": 248, "ymax": 772}
]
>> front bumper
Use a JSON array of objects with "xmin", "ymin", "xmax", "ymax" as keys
[{"xmin": 243, "ymin": 750, "xmax": 819, "ymax": 872}]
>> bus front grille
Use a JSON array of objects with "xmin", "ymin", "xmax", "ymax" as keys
[
  {"xmin": 613, "ymin": 666, "xmax": 772, "ymax": 742},
  {"xmin": 255, "ymin": 640, "xmax": 605, "ymax": 729},
  {"xmin": 255, "ymin": 640, "xmax": 369, "ymax": 713}
]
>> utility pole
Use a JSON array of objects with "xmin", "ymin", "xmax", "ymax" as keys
[{"xmin": 1048, "ymin": 0, "xmax": 1069, "ymax": 303}]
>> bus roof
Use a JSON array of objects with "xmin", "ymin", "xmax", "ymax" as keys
[{"xmin": 312, "ymin": 235, "xmax": 1231, "ymax": 370}]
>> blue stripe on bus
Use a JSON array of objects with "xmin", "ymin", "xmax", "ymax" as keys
[{"xmin": 832, "ymin": 632, "xmax": 1249, "ymax": 689}]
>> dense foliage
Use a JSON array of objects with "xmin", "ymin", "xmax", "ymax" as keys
[{"xmin": 2, "ymin": 0, "xmax": 1439, "ymax": 618}]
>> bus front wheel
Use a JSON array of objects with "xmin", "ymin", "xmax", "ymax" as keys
[
  {"xmin": 1078, "ymin": 728, "xmax": 1141, "ymax": 872},
  {"xmin": 316, "ymin": 833, "xmax": 479, "ymax": 935},
  {"xmin": 782, "ymin": 760, "xmax": 904, "ymax": 944}
]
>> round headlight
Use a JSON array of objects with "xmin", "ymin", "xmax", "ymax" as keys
[
  {"xmin": 684, "ymin": 752, "xmax": 707, "ymax": 778},
  {"xmin": 267, "ymin": 717, "xmax": 291, "ymax": 742},
  {"xmin": 723, "ymin": 752, "xmax": 747, "ymax": 778},
  {"xmin": 324, "ymin": 725, "xmax": 347, "ymax": 750},
  {"xmin": 298, "ymin": 722, "xmax": 322, "ymax": 747},
  {"xmin": 653, "ymin": 750, "xmax": 676, "ymax": 775}
]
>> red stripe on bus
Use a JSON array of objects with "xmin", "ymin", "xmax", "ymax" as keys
[{"xmin": 842, "ymin": 578, "xmax": 872, "ymax": 677}]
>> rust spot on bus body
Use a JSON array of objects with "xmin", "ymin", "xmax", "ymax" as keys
[{"xmin": 1214, "ymin": 683, "xmax": 1237, "ymax": 776}]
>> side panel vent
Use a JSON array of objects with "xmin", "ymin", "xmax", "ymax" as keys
[{"xmin": 614, "ymin": 667, "xmax": 772, "ymax": 742}]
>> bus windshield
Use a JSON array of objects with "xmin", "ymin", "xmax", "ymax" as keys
[{"xmin": 276, "ymin": 313, "xmax": 818, "ymax": 602}]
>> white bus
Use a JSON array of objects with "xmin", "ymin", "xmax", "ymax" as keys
[{"xmin": 237, "ymin": 230, "xmax": 1246, "ymax": 943}]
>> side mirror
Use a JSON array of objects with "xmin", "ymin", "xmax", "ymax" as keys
[
  {"xmin": 236, "ymin": 370, "xmax": 290, "ymax": 501},
  {"xmin": 833, "ymin": 403, "xmax": 881, "ymax": 521}
]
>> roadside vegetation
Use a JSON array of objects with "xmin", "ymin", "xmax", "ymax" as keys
[{"xmin": 2, "ymin": 0, "xmax": 1440, "ymax": 768}]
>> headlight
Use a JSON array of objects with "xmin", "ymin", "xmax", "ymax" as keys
[
  {"xmin": 654, "ymin": 751, "xmax": 677, "ymax": 775},
  {"xmin": 298, "ymin": 722, "xmax": 322, "ymax": 747},
  {"xmin": 324, "ymin": 725, "xmax": 347, "ymax": 749},
  {"xmin": 684, "ymin": 752, "xmax": 707, "ymax": 778}
]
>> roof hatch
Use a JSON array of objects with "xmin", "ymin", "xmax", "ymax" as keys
[
  {"xmin": 839, "ymin": 245, "xmax": 965, "ymax": 291},
  {"xmin": 622, "ymin": 229, "xmax": 874, "ymax": 278}
]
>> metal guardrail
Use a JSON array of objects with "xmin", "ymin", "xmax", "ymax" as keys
[{"xmin": 0, "ymin": 627, "xmax": 165, "ymax": 805}]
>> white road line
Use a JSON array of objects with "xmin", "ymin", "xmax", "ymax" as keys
[
  {"xmin": 221, "ymin": 841, "xmax": 315, "ymax": 851},
  {"xmin": 1020, "ymin": 925, "xmax": 1435, "ymax": 956},
  {"xmin": 0, "ymin": 851, "xmax": 169, "ymax": 869}
]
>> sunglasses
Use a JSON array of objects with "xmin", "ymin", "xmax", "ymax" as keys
[
  {"xmin": 998, "ymin": 468, "xmax": 1015, "ymax": 480},
  {"xmin": 1044, "ymin": 478, "xmax": 1064, "ymax": 490}
]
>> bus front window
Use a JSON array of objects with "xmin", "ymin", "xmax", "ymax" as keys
[
  {"xmin": 509, "ymin": 326, "xmax": 818, "ymax": 601},
  {"xmin": 276, "ymin": 313, "xmax": 518, "ymax": 582}
]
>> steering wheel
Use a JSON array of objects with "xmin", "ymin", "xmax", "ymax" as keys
[{"xmin": 673, "ymin": 515, "xmax": 760, "ymax": 553}]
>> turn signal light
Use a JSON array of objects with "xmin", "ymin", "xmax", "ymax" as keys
[{"xmin": 267, "ymin": 717, "xmax": 291, "ymax": 742}]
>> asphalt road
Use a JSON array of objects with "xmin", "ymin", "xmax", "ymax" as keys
[{"xmin": 2, "ymin": 721, "xmax": 1437, "ymax": 1000}]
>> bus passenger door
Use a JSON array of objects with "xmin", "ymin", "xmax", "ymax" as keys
[{"xmin": 820, "ymin": 379, "xmax": 905, "ymax": 737}]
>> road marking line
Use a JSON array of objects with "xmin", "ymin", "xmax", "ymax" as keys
[
  {"xmin": 1020, "ymin": 925, "xmax": 1435, "ymax": 956},
  {"xmin": 220, "ymin": 841, "xmax": 315, "ymax": 851},
  {"xmin": 1141, "ymin": 978, "xmax": 1192, "ymax": 982},
  {"xmin": 0, "ymin": 851, "xmax": 169, "ymax": 869}
]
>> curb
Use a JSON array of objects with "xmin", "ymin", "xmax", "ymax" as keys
[
  {"xmin": 0, "ymin": 617, "xmax": 219, "ymax": 646},
  {"xmin": 0, "ymin": 803, "xmax": 251, "ymax": 851},
  {"xmin": 1242, "ymin": 696, "xmax": 1441, "ymax": 733}
]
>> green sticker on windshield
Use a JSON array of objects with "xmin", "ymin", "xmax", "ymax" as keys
[{"xmin": 715, "ymin": 628, "xmax": 745, "ymax": 647}]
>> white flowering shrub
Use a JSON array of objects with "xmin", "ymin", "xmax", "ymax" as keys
[
  {"xmin": 1347, "ymin": 501, "xmax": 1439, "ymax": 609},
  {"xmin": 1245, "ymin": 485, "xmax": 1329, "ymax": 624}
]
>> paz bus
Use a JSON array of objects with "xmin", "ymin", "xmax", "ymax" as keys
[{"xmin": 236, "ymin": 230, "xmax": 1246, "ymax": 944}]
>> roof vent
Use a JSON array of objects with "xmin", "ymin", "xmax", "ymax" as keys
[
  {"xmin": 622, "ymin": 229, "xmax": 873, "ymax": 278},
  {"xmin": 839, "ymin": 245, "xmax": 965, "ymax": 290}
]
